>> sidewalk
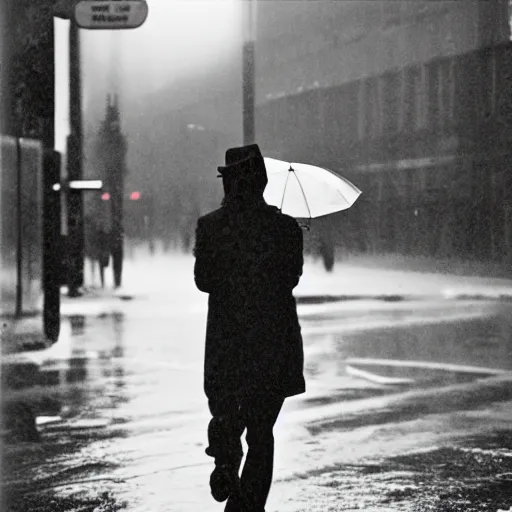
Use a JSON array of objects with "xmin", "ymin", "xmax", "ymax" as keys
[
  {"xmin": 3, "ymin": 253, "xmax": 512, "ymax": 356},
  {"xmin": 1, "ymin": 315, "xmax": 50, "ymax": 356},
  {"xmin": 0, "ymin": 287, "xmax": 131, "ymax": 356},
  {"xmin": 77, "ymin": 252, "xmax": 512, "ymax": 303},
  {"xmin": 59, "ymin": 285, "xmax": 136, "ymax": 317},
  {"xmin": 343, "ymin": 252, "xmax": 512, "ymax": 279},
  {"xmin": 295, "ymin": 255, "xmax": 512, "ymax": 301}
]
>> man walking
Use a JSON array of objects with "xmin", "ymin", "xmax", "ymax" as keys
[{"xmin": 193, "ymin": 144, "xmax": 305, "ymax": 512}]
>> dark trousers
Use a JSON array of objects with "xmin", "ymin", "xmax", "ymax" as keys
[
  {"xmin": 112, "ymin": 245, "xmax": 123, "ymax": 288},
  {"xmin": 99, "ymin": 263, "xmax": 106, "ymax": 288},
  {"xmin": 206, "ymin": 393, "xmax": 285, "ymax": 512}
]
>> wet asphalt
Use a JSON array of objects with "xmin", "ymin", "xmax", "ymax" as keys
[{"xmin": 2, "ymin": 253, "xmax": 512, "ymax": 512}]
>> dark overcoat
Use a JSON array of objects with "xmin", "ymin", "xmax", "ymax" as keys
[{"xmin": 194, "ymin": 201, "xmax": 306, "ymax": 401}]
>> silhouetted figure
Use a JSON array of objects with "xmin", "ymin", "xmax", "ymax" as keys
[
  {"xmin": 97, "ymin": 228, "xmax": 110, "ymax": 288},
  {"xmin": 319, "ymin": 237, "xmax": 335, "ymax": 272},
  {"xmin": 85, "ymin": 220, "xmax": 110, "ymax": 288},
  {"xmin": 194, "ymin": 144, "xmax": 305, "ymax": 512},
  {"xmin": 111, "ymin": 238, "xmax": 123, "ymax": 289},
  {"xmin": 85, "ymin": 218, "xmax": 110, "ymax": 288}
]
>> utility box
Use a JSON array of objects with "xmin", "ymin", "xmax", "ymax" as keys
[
  {"xmin": 0, "ymin": 136, "xmax": 62, "ymax": 343},
  {"xmin": 0, "ymin": 136, "xmax": 43, "ymax": 317}
]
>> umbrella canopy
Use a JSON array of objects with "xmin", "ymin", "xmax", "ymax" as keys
[{"xmin": 263, "ymin": 157, "xmax": 362, "ymax": 218}]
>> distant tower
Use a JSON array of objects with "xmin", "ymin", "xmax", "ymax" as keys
[{"xmin": 96, "ymin": 94, "xmax": 127, "ymax": 288}]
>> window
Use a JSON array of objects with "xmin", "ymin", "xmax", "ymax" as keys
[
  {"xmin": 398, "ymin": 68, "xmax": 408, "ymax": 132},
  {"xmin": 364, "ymin": 77, "xmax": 382, "ymax": 139},
  {"xmin": 480, "ymin": 49, "xmax": 496, "ymax": 120},
  {"xmin": 414, "ymin": 65, "xmax": 427, "ymax": 130},
  {"xmin": 382, "ymin": 72, "xmax": 400, "ymax": 134},
  {"xmin": 439, "ymin": 59, "xmax": 455, "ymax": 127},
  {"xmin": 340, "ymin": 82, "xmax": 359, "ymax": 146},
  {"xmin": 400, "ymin": 64, "xmax": 428, "ymax": 132},
  {"xmin": 426, "ymin": 62, "xmax": 440, "ymax": 130},
  {"xmin": 357, "ymin": 81, "xmax": 365, "ymax": 141}
]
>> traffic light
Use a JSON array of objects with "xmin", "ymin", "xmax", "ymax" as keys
[{"xmin": 100, "ymin": 192, "xmax": 141, "ymax": 200}]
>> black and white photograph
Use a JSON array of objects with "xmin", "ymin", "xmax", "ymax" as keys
[{"xmin": 1, "ymin": 1, "xmax": 512, "ymax": 511}]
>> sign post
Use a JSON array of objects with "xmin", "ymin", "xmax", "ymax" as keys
[
  {"xmin": 66, "ymin": 20, "xmax": 84, "ymax": 297},
  {"xmin": 242, "ymin": 0, "xmax": 256, "ymax": 145}
]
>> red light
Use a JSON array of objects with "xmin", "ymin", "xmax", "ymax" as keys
[
  {"xmin": 130, "ymin": 191, "xmax": 141, "ymax": 200},
  {"xmin": 101, "ymin": 192, "xmax": 110, "ymax": 201}
]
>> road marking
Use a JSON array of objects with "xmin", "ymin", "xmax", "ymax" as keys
[
  {"xmin": 282, "ymin": 373, "xmax": 512, "ymax": 427},
  {"xmin": 346, "ymin": 365, "xmax": 415, "ymax": 385},
  {"xmin": 345, "ymin": 357, "xmax": 509, "ymax": 375},
  {"xmin": 300, "ymin": 308, "xmax": 492, "ymax": 334}
]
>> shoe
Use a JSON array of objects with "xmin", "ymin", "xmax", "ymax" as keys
[{"xmin": 210, "ymin": 464, "xmax": 240, "ymax": 503}]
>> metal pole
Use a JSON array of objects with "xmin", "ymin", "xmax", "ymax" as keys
[
  {"xmin": 242, "ymin": 0, "xmax": 256, "ymax": 145},
  {"xmin": 15, "ymin": 138, "xmax": 23, "ymax": 317},
  {"xmin": 0, "ymin": 0, "xmax": 14, "ymax": 136},
  {"xmin": 67, "ymin": 20, "xmax": 84, "ymax": 296},
  {"xmin": 43, "ymin": 150, "xmax": 61, "ymax": 341}
]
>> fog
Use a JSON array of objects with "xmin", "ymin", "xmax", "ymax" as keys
[{"xmin": 80, "ymin": 0, "xmax": 242, "ymax": 127}]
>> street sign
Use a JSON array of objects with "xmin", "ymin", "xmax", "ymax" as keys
[
  {"xmin": 74, "ymin": 0, "xmax": 148, "ymax": 30},
  {"xmin": 53, "ymin": 180, "xmax": 103, "ymax": 190},
  {"xmin": 69, "ymin": 180, "xmax": 103, "ymax": 189}
]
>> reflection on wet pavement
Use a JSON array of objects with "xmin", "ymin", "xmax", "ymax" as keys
[
  {"xmin": 302, "ymin": 300, "xmax": 512, "ymax": 405},
  {"xmin": 3, "ymin": 295, "xmax": 511, "ymax": 440},
  {"xmin": 3, "ymin": 268, "xmax": 512, "ymax": 511}
]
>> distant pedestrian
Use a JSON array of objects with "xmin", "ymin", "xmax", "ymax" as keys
[
  {"xmin": 97, "ymin": 228, "xmax": 110, "ymax": 288},
  {"xmin": 193, "ymin": 144, "xmax": 306, "ymax": 512},
  {"xmin": 318, "ymin": 237, "xmax": 335, "ymax": 272},
  {"xmin": 85, "ymin": 220, "xmax": 110, "ymax": 288}
]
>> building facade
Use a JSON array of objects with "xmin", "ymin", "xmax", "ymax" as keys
[
  {"xmin": 144, "ymin": 1, "xmax": 512, "ymax": 262},
  {"xmin": 253, "ymin": 1, "xmax": 512, "ymax": 262},
  {"xmin": 254, "ymin": 1, "xmax": 509, "ymax": 104}
]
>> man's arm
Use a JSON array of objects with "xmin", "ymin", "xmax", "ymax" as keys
[
  {"xmin": 193, "ymin": 217, "xmax": 215, "ymax": 293},
  {"xmin": 281, "ymin": 218, "xmax": 304, "ymax": 290}
]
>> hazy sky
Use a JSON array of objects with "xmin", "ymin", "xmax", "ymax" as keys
[
  {"xmin": 55, "ymin": 0, "xmax": 242, "ymax": 152},
  {"xmin": 81, "ymin": 0, "xmax": 241, "ymax": 90}
]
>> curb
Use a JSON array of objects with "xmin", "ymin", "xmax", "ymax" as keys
[
  {"xmin": 295, "ymin": 292, "xmax": 512, "ymax": 305},
  {"xmin": 296, "ymin": 294, "xmax": 413, "ymax": 304}
]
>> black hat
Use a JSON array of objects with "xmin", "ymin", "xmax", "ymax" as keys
[{"xmin": 217, "ymin": 143, "xmax": 266, "ymax": 179}]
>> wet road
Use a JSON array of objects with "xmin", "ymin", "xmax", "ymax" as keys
[{"xmin": 3, "ymin": 253, "xmax": 512, "ymax": 511}]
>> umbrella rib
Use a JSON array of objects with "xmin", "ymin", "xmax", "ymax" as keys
[
  {"xmin": 292, "ymin": 169, "xmax": 312, "ymax": 218},
  {"xmin": 336, "ymin": 187, "xmax": 350, "ymax": 204},
  {"xmin": 280, "ymin": 169, "xmax": 292, "ymax": 211},
  {"xmin": 324, "ymin": 167, "xmax": 360, "ymax": 205}
]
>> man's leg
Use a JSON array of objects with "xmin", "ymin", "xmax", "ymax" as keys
[
  {"xmin": 89, "ymin": 258, "xmax": 95, "ymax": 286},
  {"xmin": 206, "ymin": 396, "xmax": 245, "ymax": 502},
  {"xmin": 225, "ymin": 394, "xmax": 285, "ymax": 512}
]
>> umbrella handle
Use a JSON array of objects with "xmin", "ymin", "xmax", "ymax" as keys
[{"xmin": 297, "ymin": 219, "xmax": 311, "ymax": 231}]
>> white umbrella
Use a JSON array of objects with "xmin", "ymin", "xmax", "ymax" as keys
[{"xmin": 263, "ymin": 157, "xmax": 362, "ymax": 218}]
